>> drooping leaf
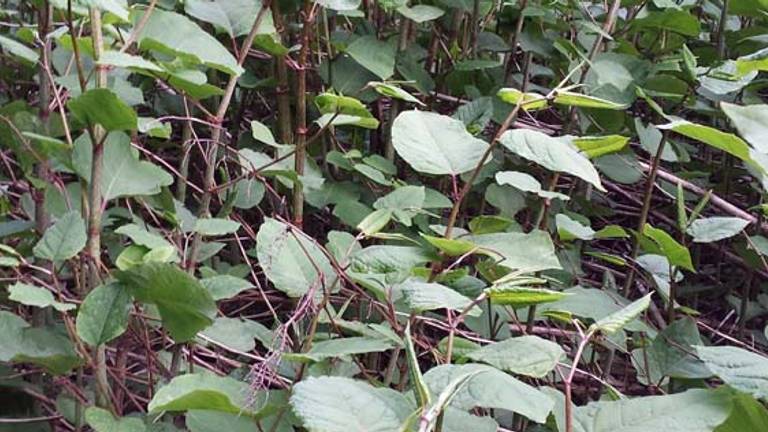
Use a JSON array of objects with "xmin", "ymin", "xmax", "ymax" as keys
[
  {"xmin": 499, "ymin": 129, "xmax": 605, "ymax": 191},
  {"xmin": 8, "ymin": 282, "xmax": 76, "ymax": 312},
  {"xmin": 0, "ymin": 34, "xmax": 39, "ymax": 64},
  {"xmin": 200, "ymin": 275, "xmax": 255, "ymax": 300},
  {"xmin": 397, "ymin": 4, "xmax": 444, "ymax": 22},
  {"xmin": 255, "ymin": 218, "xmax": 337, "ymax": 298},
  {"xmin": 392, "ymin": 110, "xmax": 490, "ymax": 175},
  {"xmin": 465, "ymin": 336, "xmax": 564, "ymax": 378},
  {"xmin": 553, "ymin": 91, "xmax": 627, "ymax": 110},
  {"xmin": 572, "ymin": 135, "xmax": 630, "ymax": 159},
  {"xmin": 116, "ymin": 263, "xmax": 216, "ymax": 342},
  {"xmin": 658, "ymin": 119, "xmax": 752, "ymax": 163},
  {"xmin": 686, "ymin": 217, "xmax": 750, "ymax": 243},
  {"xmin": 721, "ymin": 102, "xmax": 768, "ymax": 153},
  {"xmin": 33, "ymin": 210, "xmax": 87, "ymax": 261},
  {"xmin": 76, "ymin": 282, "xmax": 132, "ymax": 346}
]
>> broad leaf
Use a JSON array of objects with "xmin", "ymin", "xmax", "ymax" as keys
[
  {"xmin": 185, "ymin": 0, "xmax": 274, "ymax": 38},
  {"xmin": 392, "ymin": 110, "xmax": 490, "ymax": 175},
  {"xmin": 134, "ymin": 8, "xmax": 244, "ymax": 76},
  {"xmin": 346, "ymin": 36, "xmax": 396, "ymax": 79},
  {"xmin": 199, "ymin": 317, "xmax": 273, "ymax": 352},
  {"xmin": 194, "ymin": 218, "xmax": 241, "ymax": 236},
  {"xmin": 68, "ymin": 88, "xmax": 137, "ymax": 131},
  {"xmin": 695, "ymin": 345, "xmax": 768, "ymax": 400},
  {"xmin": 255, "ymin": 218, "xmax": 337, "ymax": 298},
  {"xmin": 116, "ymin": 263, "xmax": 216, "ymax": 342},
  {"xmin": 8, "ymin": 282, "xmax": 76, "ymax": 312},
  {"xmin": 643, "ymin": 224, "xmax": 695, "ymax": 271},
  {"xmin": 496, "ymin": 171, "xmax": 570, "ymax": 201},
  {"xmin": 149, "ymin": 373, "xmax": 264, "ymax": 416},
  {"xmin": 721, "ymin": 102, "xmax": 768, "ymax": 153},
  {"xmin": 399, "ymin": 278, "xmax": 481, "ymax": 316},
  {"xmin": 423, "ymin": 364, "xmax": 554, "ymax": 423},
  {"xmin": 686, "ymin": 217, "xmax": 749, "ymax": 243},
  {"xmin": 33, "ymin": 211, "xmax": 87, "ymax": 261},
  {"xmin": 468, "ymin": 230, "xmax": 561, "ymax": 273},
  {"xmin": 76, "ymin": 282, "xmax": 132, "ymax": 346},
  {"xmin": 285, "ymin": 337, "xmax": 395, "ymax": 362},
  {"xmin": 85, "ymin": 407, "xmax": 146, "ymax": 432},
  {"xmin": 589, "ymin": 293, "xmax": 652, "ymax": 335},
  {"xmin": 0, "ymin": 311, "xmax": 81, "ymax": 374},
  {"xmin": 499, "ymin": 129, "xmax": 605, "ymax": 191},
  {"xmin": 465, "ymin": 336, "xmax": 564, "ymax": 378},
  {"xmin": 658, "ymin": 119, "xmax": 752, "ymax": 163}
]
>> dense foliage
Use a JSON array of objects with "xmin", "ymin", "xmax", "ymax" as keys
[{"xmin": 2, "ymin": 0, "xmax": 768, "ymax": 431}]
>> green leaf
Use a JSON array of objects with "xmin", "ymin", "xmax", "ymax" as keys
[
  {"xmin": 346, "ymin": 35, "xmax": 396, "ymax": 79},
  {"xmin": 392, "ymin": 110, "xmax": 490, "ymax": 175},
  {"xmin": 73, "ymin": 132, "xmax": 174, "ymax": 201},
  {"xmin": 314, "ymin": 93, "xmax": 373, "ymax": 117},
  {"xmin": 695, "ymin": 345, "xmax": 768, "ymax": 401},
  {"xmin": 0, "ymin": 311, "xmax": 81, "ymax": 374},
  {"xmin": 686, "ymin": 217, "xmax": 750, "ymax": 243},
  {"xmin": 721, "ymin": 103, "xmax": 768, "ymax": 153},
  {"xmin": 185, "ymin": 0, "xmax": 274, "ymax": 38},
  {"xmin": 405, "ymin": 323, "xmax": 431, "ymax": 408},
  {"xmin": 399, "ymin": 278, "xmax": 481, "ymax": 316},
  {"xmin": 76, "ymin": 282, "xmax": 132, "ymax": 346},
  {"xmin": 285, "ymin": 337, "xmax": 395, "ymax": 362},
  {"xmin": 33, "ymin": 210, "xmax": 87, "ymax": 261},
  {"xmin": 658, "ymin": 119, "xmax": 752, "ymax": 163},
  {"xmin": 357, "ymin": 208, "xmax": 393, "ymax": 235},
  {"xmin": 315, "ymin": 0, "xmax": 361, "ymax": 11},
  {"xmin": 465, "ymin": 336, "xmax": 564, "ymax": 378},
  {"xmin": 422, "ymin": 235, "xmax": 477, "ymax": 257},
  {"xmin": 373, "ymin": 185, "xmax": 425, "ymax": 226},
  {"xmin": 67, "ymin": 88, "xmax": 137, "ymax": 131},
  {"xmin": 553, "ymin": 91, "xmax": 627, "ymax": 110},
  {"xmin": 397, "ymin": 4, "xmax": 444, "ymax": 22},
  {"xmin": 485, "ymin": 286, "xmax": 569, "ymax": 309},
  {"xmin": 540, "ymin": 287, "xmax": 650, "ymax": 333},
  {"xmin": 85, "ymin": 407, "xmax": 146, "ymax": 432},
  {"xmin": 194, "ymin": 218, "xmax": 241, "ymax": 236},
  {"xmin": 572, "ymin": 135, "xmax": 629, "ymax": 159},
  {"xmin": 290, "ymin": 376, "xmax": 413, "ymax": 432},
  {"xmin": 369, "ymin": 81, "xmax": 425, "ymax": 105},
  {"xmin": 716, "ymin": 390, "xmax": 768, "ymax": 432},
  {"xmin": 199, "ymin": 317, "xmax": 273, "ymax": 352},
  {"xmin": 97, "ymin": 50, "xmax": 164, "ymax": 72},
  {"xmin": 423, "ymin": 364, "xmax": 553, "ymax": 423},
  {"xmin": 116, "ymin": 263, "xmax": 216, "ymax": 342},
  {"xmin": 134, "ymin": 8, "xmax": 244, "ymax": 76},
  {"xmin": 8, "ymin": 282, "xmax": 75, "ymax": 312},
  {"xmin": 468, "ymin": 230, "xmax": 561, "ymax": 273},
  {"xmin": 496, "ymin": 171, "xmax": 570, "ymax": 201},
  {"xmin": 149, "ymin": 373, "xmax": 263, "ymax": 416},
  {"xmin": 556, "ymin": 213, "xmax": 596, "ymax": 241},
  {"xmin": 0, "ymin": 34, "xmax": 39, "ymax": 64},
  {"xmin": 632, "ymin": 9, "xmax": 701, "ymax": 37},
  {"xmin": 499, "ymin": 129, "xmax": 605, "ymax": 191},
  {"xmin": 629, "ymin": 317, "xmax": 710, "ymax": 385},
  {"xmin": 564, "ymin": 388, "xmax": 732, "ymax": 432},
  {"xmin": 200, "ymin": 275, "xmax": 254, "ymax": 300},
  {"xmin": 589, "ymin": 293, "xmax": 652, "ymax": 335},
  {"xmin": 255, "ymin": 218, "xmax": 337, "ymax": 298},
  {"xmin": 497, "ymin": 88, "xmax": 548, "ymax": 110},
  {"xmin": 643, "ymin": 224, "xmax": 695, "ymax": 271},
  {"xmin": 250, "ymin": 120, "xmax": 279, "ymax": 147}
]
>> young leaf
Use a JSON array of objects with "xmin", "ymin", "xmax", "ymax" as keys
[
  {"xmin": 642, "ymin": 224, "xmax": 695, "ymax": 271},
  {"xmin": 589, "ymin": 293, "xmax": 652, "ymax": 335},
  {"xmin": 485, "ymin": 286, "xmax": 569, "ymax": 309}
]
